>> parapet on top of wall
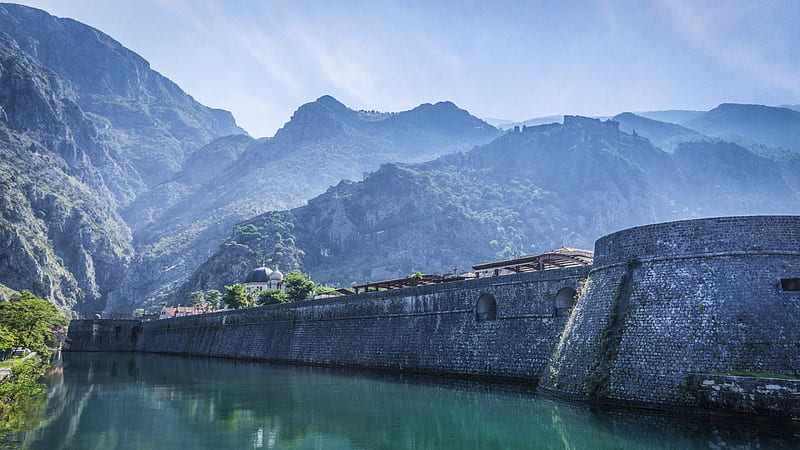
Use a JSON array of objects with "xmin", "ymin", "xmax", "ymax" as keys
[{"xmin": 593, "ymin": 215, "xmax": 800, "ymax": 268}]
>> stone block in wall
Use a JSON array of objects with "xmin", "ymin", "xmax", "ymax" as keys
[{"xmin": 691, "ymin": 374, "xmax": 800, "ymax": 419}]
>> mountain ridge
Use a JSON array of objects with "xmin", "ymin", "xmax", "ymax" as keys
[
  {"xmin": 106, "ymin": 94, "xmax": 501, "ymax": 312},
  {"xmin": 686, "ymin": 103, "xmax": 800, "ymax": 153},
  {"xmin": 181, "ymin": 115, "xmax": 800, "ymax": 296}
]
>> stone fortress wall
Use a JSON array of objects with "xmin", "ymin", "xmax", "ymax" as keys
[
  {"xmin": 67, "ymin": 216, "xmax": 800, "ymax": 414},
  {"xmin": 67, "ymin": 266, "xmax": 590, "ymax": 383},
  {"xmin": 67, "ymin": 319, "xmax": 142, "ymax": 352}
]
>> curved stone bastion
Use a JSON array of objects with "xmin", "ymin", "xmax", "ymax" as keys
[{"xmin": 540, "ymin": 215, "xmax": 800, "ymax": 411}]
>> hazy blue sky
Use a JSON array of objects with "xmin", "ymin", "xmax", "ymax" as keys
[{"xmin": 16, "ymin": 0, "xmax": 800, "ymax": 137}]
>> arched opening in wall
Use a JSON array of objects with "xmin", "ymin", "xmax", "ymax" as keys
[
  {"xmin": 476, "ymin": 294, "xmax": 497, "ymax": 322},
  {"xmin": 554, "ymin": 287, "xmax": 578, "ymax": 317}
]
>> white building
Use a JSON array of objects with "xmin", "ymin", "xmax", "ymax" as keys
[{"xmin": 244, "ymin": 266, "xmax": 284, "ymax": 295}]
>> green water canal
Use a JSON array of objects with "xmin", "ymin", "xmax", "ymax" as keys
[{"xmin": 4, "ymin": 352, "xmax": 798, "ymax": 449}]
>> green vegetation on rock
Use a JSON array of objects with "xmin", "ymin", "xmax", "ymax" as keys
[{"xmin": 0, "ymin": 355, "xmax": 47, "ymax": 441}]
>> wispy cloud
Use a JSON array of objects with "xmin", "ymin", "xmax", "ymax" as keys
[
  {"xmin": 659, "ymin": 0, "xmax": 800, "ymax": 98},
  {"xmin": 232, "ymin": 27, "xmax": 304, "ymax": 93}
]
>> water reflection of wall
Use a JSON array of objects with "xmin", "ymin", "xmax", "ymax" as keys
[{"xmin": 17, "ymin": 353, "xmax": 799, "ymax": 449}]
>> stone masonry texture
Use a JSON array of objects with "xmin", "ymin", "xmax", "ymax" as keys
[
  {"xmin": 540, "ymin": 216, "xmax": 800, "ymax": 408},
  {"xmin": 67, "ymin": 266, "xmax": 590, "ymax": 384}
]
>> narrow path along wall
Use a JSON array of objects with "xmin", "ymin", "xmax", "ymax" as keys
[
  {"xmin": 67, "ymin": 266, "xmax": 590, "ymax": 383},
  {"xmin": 540, "ymin": 216, "xmax": 800, "ymax": 411}
]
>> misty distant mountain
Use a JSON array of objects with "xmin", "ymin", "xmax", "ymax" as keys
[
  {"xmin": 183, "ymin": 116, "xmax": 800, "ymax": 293},
  {"xmin": 635, "ymin": 109, "xmax": 704, "ymax": 125},
  {"xmin": 482, "ymin": 117, "xmax": 517, "ymax": 127},
  {"xmin": 686, "ymin": 103, "xmax": 800, "ymax": 153},
  {"xmin": 490, "ymin": 115, "xmax": 564, "ymax": 130},
  {"xmin": 612, "ymin": 112, "xmax": 705, "ymax": 151}
]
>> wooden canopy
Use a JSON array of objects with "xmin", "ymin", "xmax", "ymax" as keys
[
  {"xmin": 336, "ymin": 273, "xmax": 471, "ymax": 295},
  {"xmin": 471, "ymin": 247, "xmax": 593, "ymax": 275},
  {"xmin": 335, "ymin": 247, "xmax": 593, "ymax": 296}
]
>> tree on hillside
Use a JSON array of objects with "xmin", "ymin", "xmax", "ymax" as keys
[
  {"xmin": 189, "ymin": 291, "xmax": 206, "ymax": 307},
  {"xmin": 205, "ymin": 290, "xmax": 223, "ymax": 310},
  {"xmin": 283, "ymin": 271, "xmax": 316, "ymax": 302},
  {"xmin": 257, "ymin": 289, "xmax": 289, "ymax": 306},
  {"xmin": 0, "ymin": 290, "xmax": 66, "ymax": 355},
  {"xmin": 223, "ymin": 284, "xmax": 251, "ymax": 309}
]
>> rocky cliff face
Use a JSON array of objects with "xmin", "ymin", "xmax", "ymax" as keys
[
  {"xmin": 0, "ymin": 3, "xmax": 246, "ymax": 187},
  {"xmin": 0, "ymin": 32, "xmax": 133, "ymax": 314},
  {"xmin": 0, "ymin": 4, "xmax": 246, "ymax": 314}
]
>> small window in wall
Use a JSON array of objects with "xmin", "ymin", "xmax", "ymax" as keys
[
  {"xmin": 476, "ymin": 293, "xmax": 497, "ymax": 322},
  {"xmin": 554, "ymin": 287, "xmax": 578, "ymax": 317},
  {"xmin": 781, "ymin": 278, "xmax": 800, "ymax": 291}
]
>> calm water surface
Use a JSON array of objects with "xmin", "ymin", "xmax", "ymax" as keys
[{"xmin": 5, "ymin": 352, "xmax": 799, "ymax": 449}]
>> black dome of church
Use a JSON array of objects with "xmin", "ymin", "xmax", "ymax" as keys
[
  {"xmin": 245, "ymin": 267, "xmax": 273, "ymax": 283},
  {"xmin": 244, "ymin": 266, "xmax": 285, "ymax": 292}
]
